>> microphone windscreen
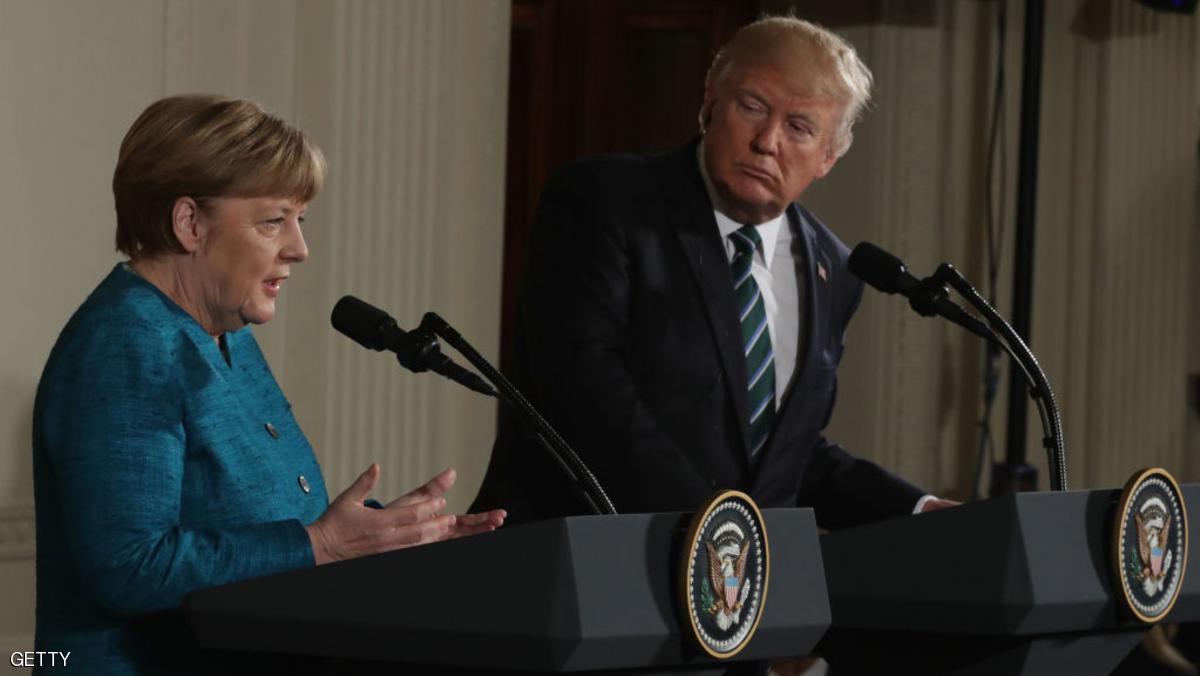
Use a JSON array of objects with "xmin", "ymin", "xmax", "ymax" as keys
[
  {"xmin": 331, "ymin": 295, "xmax": 394, "ymax": 350},
  {"xmin": 848, "ymin": 242, "xmax": 905, "ymax": 294}
]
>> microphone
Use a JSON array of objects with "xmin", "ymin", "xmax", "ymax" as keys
[
  {"xmin": 848, "ymin": 242, "xmax": 994, "ymax": 341},
  {"xmin": 331, "ymin": 296, "xmax": 496, "ymax": 396}
]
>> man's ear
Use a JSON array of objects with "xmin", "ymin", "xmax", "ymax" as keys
[
  {"xmin": 698, "ymin": 92, "xmax": 715, "ymax": 134},
  {"xmin": 171, "ymin": 197, "xmax": 205, "ymax": 253},
  {"xmin": 815, "ymin": 143, "xmax": 840, "ymax": 180}
]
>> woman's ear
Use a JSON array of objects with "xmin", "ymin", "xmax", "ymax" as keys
[{"xmin": 171, "ymin": 197, "xmax": 204, "ymax": 253}]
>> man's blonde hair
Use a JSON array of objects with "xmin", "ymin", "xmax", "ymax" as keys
[
  {"xmin": 705, "ymin": 16, "xmax": 872, "ymax": 157},
  {"xmin": 113, "ymin": 94, "xmax": 326, "ymax": 258}
]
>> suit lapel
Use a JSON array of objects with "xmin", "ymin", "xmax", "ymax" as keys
[{"xmin": 656, "ymin": 145, "xmax": 752, "ymax": 459}]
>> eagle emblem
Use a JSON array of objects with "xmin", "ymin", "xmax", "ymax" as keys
[
  {"xmin": 705, "ymin": 524, "xmax": 752, "ymax": 630},
  {"xmin": 1134, "ymin": 498, "xmax": 1173, "ymax": 597},
  {"xmin": 1112, "ymin": 468, "xmax": 1189, "ymax": 623},
  {"xmin": 681, "ymin": 490, "xmax": 769, "ymax": 658}
]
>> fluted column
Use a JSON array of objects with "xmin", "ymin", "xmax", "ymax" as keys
[
  {"xmin": 285, "ymin": 0, "xmax": 510, "ymax": 507},
  {"xmin": 805, "ymin": 3, "xmax": 996, "ymax": 498},
  {"xmin": 1035, "ymin": 0, "xmax": 1196, "ymax": 489}
]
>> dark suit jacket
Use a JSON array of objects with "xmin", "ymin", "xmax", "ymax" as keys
[{"xmin": 473, "ymin": 140, "xmax": 923, "ymax": 528}]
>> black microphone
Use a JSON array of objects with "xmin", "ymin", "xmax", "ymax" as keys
[
  {"xmin": 331, "ymin": 295, "xmax": 496, "ymax": 396},
  {"xmin": 848, "ymin": 242, "xmax": 994, "ymax": 341}
]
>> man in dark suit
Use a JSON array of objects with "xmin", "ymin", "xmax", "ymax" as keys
[{"xmin": 473, "ymin": 16, "xmax": 954, "ymax": 527}]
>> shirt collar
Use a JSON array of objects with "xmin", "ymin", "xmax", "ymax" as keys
[{"xmin": 698, "ymin": 139, "xmax": 786, "ymax": 269}]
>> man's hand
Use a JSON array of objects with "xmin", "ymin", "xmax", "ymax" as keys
[
  {"xmin": 920, "ymin": 498, "xmax": 960, "ymax": 513},
  {"xmin": 768, "ymin": 657, "xmax": 821, "ymax": 676}
]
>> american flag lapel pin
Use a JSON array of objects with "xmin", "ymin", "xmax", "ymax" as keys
[{"xmin": 817, "ymin": 262, "xmax": 827, "ymax": 282}]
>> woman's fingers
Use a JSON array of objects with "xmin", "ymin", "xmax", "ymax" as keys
[
  {"xmin": 389, "ymin": 468, "xmax": 456, "ymax": 507},
  {"xmin": 384, "ymin": 495, "xmax": 447, "ymax": 527},
  {"xmin": 449, "ymin": 509, "xmax": 507, "ymax": 538},
  {"xmin": 451, "ymin": 522, "xmax": 498, "ymax": 538},
  {"xmin": 337, "ymin": 463, "xmax": 380, "ymax": 504},
  {"xmin": 392, "ymin": 514, "xmax": 457, "ymax": 547},
  {"xmin": 456, "ymin": 510, "xmax": 506, "ymax": 528}
]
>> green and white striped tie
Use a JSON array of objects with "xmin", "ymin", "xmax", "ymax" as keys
[{"xmin": 729, "ymin": 224, "xmax": 776, "ymax": 457}]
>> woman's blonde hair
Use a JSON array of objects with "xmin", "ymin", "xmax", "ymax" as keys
[{"xmin": 113, "ymin": 94, "xmax": 326, "ymax": 258}]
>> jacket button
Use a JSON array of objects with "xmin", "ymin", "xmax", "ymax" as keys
[{"xmin": 298, "ymin": 475, "xmax": 310, "ymax": 494}]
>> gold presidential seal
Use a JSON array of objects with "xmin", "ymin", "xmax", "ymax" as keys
[
  {"xmin": 1113, "ymin": 468, "xmax": 1188, "ymax": 623},
  {"xmin": 680, "ymin": 490, "xmax": 769, "ymax": 659}
]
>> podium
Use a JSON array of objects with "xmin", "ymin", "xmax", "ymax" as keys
[
  {"xmin": 188, "ymin": 509, "xmax": 830, "ymax": 674},
  {"xmin": 819, "ymin": 485, "xmax": 1200, "ymax": 675}
]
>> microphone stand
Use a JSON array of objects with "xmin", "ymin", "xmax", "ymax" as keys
[
  {"xmin": 412, "ymin": 312, "xmax": 617, "ymax": 516},
  {"xmin": 930, "ymin": 264, "xmax": 1068, "ymax": 492}
]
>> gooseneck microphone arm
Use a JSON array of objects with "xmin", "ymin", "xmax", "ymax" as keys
[
  {"xmin": 331, "ymin": 296, "xmax": 615, "ymax": 515},
  {"xmin": 416, "ymin": 313, "xmax": 618, "ymax": 516},
  {"xmin": 848, "ymin": 242, "xmax": 1067, "ymax": 492},
  {"xmin": 933, "ymin": 264, "xmax": 1067, "ymax": 492}
]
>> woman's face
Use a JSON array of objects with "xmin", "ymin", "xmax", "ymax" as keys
[{"xmin": 191, "ymin": 195, "xmax": 309, "ymax": 334}]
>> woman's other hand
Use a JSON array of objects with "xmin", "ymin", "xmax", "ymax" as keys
[{"xmin": 305, "ymin": 464, "xmax": 506, "ymax": 565}]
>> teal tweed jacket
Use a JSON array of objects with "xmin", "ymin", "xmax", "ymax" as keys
[{"xmin": 32, "ymin": 264, "xmax": 329, "ymax": 674}]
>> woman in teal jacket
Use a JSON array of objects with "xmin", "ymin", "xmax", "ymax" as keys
[{"xmin": 31, "ymin": 95, "xmax": 505, "ymax": 674}]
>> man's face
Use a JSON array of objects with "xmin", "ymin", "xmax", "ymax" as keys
[{"xmin": 701, "ymin": 62, "xmax": 844, "ymax": 224}]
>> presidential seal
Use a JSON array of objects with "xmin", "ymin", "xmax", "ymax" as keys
[
  {"xmin": 680, "ymin": 490, "xmax": 768, "ymax": 659},
  {"xmin": 1113, "ymin": 468, "xmax": 1188, "ymax": 623}
]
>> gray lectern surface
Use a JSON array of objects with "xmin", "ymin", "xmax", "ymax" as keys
[
  {"xmin": 187, "ymin": 509, "xmax": 829, "ymax": 674},
  {"xmin": 819, "ymin": 485, "xmax": 1200, "ymax": 675}
]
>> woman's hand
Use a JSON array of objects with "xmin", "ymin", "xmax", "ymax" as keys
[
  {"xmin": 389, "ymin": 467, "xmax": 507, "ymax": 540},
  {"xmin": 305, "ymin": 464, "xmax": 506, "ymax": 565}
]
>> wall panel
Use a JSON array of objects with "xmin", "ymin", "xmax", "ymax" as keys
[
  {"xmin": 1035, "ymin": 0, "xmax": 1196, "ymax": 490},
  {"xmin": 287, "ymin": 0, "xmax": 509, "ymax": 505}
]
